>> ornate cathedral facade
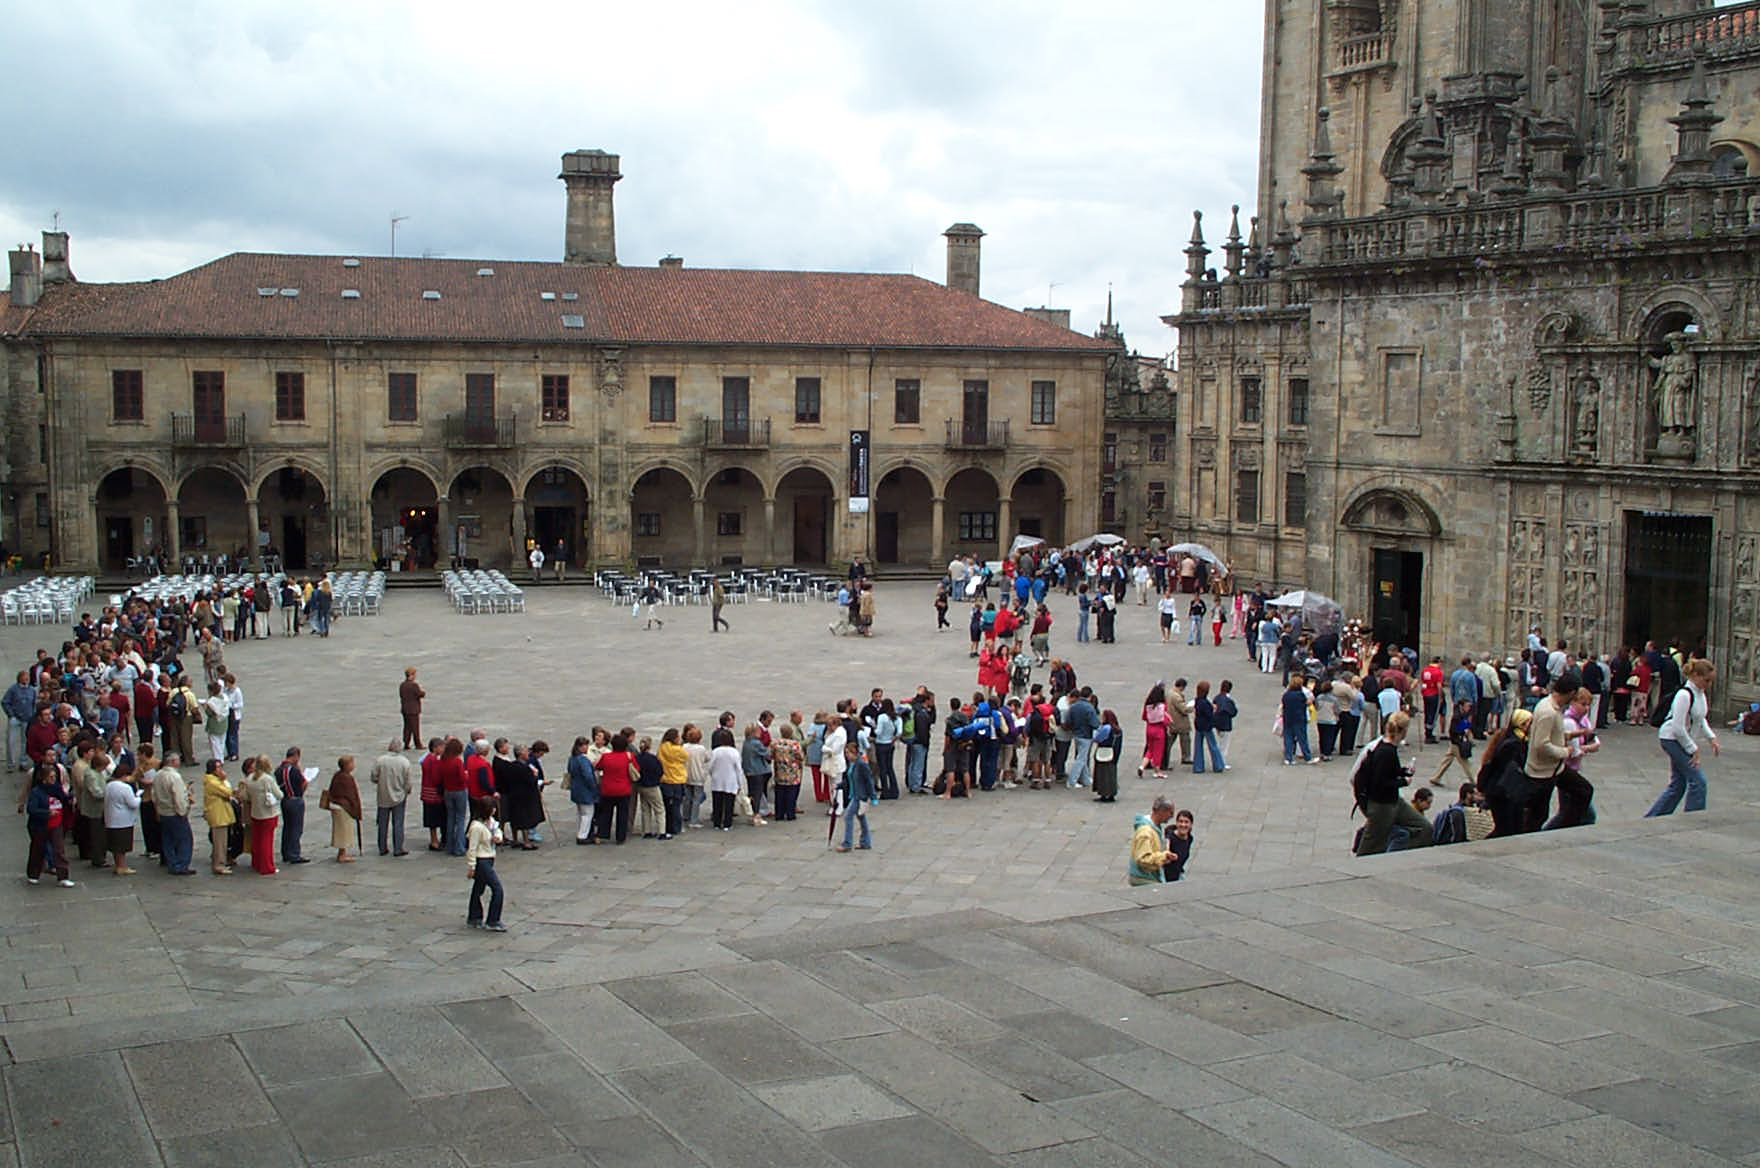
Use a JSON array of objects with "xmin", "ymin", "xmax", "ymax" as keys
[{"xmin": 1169, "ymin": 0, "xmax": 1760, "ymax": 715}]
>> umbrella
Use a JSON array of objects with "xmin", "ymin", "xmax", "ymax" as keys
[
  {"xmin": 1267, "ymin": 589, "xmax": 1343, "ymax": 631},
  {"xmin": 1167, "ymin": 542, "xmax": 1225, "ymax": 568},
  {"xmin": 1008, "ymin": 534, "xmax": 1046, "ymax": 556},
  {"xmin": 1066, "ymin": 532, "xmax": 1125, "ymax": 552}
]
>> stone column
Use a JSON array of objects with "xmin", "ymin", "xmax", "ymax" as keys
[
  {"xmin": 997, "ymin": 495, "xmax": 1012, "ymax": 561},
  {"xmin": 692, "ymin": 494, "xmax": 706, "ymax": 567},
  {"xmin": 930, "ymin": 495, "xmax": 946, "ymax": 566},
  {"xmin": 166, "ymin": 500, "xmax": 182, "ymax": 565},
  {"xmin": 435, "ymin": 495, "xmax": 452, "ymax": 568},
  {"xmin": 511, "ymin": 497, "xmax": 527, "ymax": 568},
  {"xmin": 246, "ymin": 498, "xmax": 262, "ymax": 571},
  {"xmin": 763, "ymin": 495, "xmax": 777, "ymax": 566}
]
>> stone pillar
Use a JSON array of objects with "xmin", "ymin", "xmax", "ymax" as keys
[
  {"xmin": 763, "ymin": 495, "xmax": 777, "ymax": 566},
  {"xmin": 435, "ymin": 495, "xmax": 452, "ymax": 567},
  {"xmin": 511, "ymin": 497, "xmax": 527, "ymax": 566},
  {"xmin": 692, "ymin": 495, "xmax": 706, "ymax": 567},
  {"xmin": 166, "ymin": 500, "xmax": 181, "ymax": 565},
  {"xmin": 930, "ymin": 495, "xmax": 946, "ymax": 566},
  {"xmin": 246, "ymin": 498, "xmax": 262, "ymax": 571},
  {"xmin": 997, "ymin": 496, "xmax": 1012, "ymax": 561}
]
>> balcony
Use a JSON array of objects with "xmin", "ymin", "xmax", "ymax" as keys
[
  {"xmin": 944, "ymin": 419, "xmax": 1010, "ymax": 450},
  {"xmin": 702, "ymin": 417, "xmax": 771, "ymax": 448},
  {"xmin": 170, "ymin": 413, "xmax": 246, "ymax": 448},
  {"xmin": 443, "ymin": 412, "xmax": 518, "ymax": 448}
]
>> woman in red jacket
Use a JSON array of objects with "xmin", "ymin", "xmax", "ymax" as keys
[
  {"xmin": 592, "ymin": 731, "xmax": 636, "ymax": 843},
  {"xmin": 437, "ymin": 738, "xmax": 470, "ymax": 856}
]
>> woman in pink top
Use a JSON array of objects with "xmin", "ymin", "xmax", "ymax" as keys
[
  {"xmin": 1139, "ymin": 682, "xmax": 1169, "ymax": 779},
  {"xmin": 1547, "ymin": 687, "xmax": 1599, "ymax": 830}
]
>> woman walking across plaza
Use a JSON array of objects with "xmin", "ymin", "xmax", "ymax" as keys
[
  {"xmin": 323, "ymin": 756, "xmax": 363, "ymax": 863},
  {"xmin": 464, "ymin": 798, "xmax": 507, "ymax": 931},
  {"xmin": 1647, "ymin": 658, "xmax": 1719, "ymax": 816}
]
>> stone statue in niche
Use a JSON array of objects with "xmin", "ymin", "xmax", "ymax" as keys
[
  {"xmin": 1649, "ymin": 332, "xmax": 1698, "ymax": 458},
  {"xmin": 1738, "ymin": 536, "xmax": 1757, "ymax": 584},
  {"xmin": 1734, "ymin": 587, "xmax": 1755, "ymax": 633},
  {"xmin": 1581, "ymin": 525, "xmax": 1598, "ymax": 565},
  {"xmin": 1745, "ymin": 377, "xmax": 1760, "ymax": 463},
  {"xmin": 1571, "ymin": 373, "xmax": 1600, "ymax": 456}
]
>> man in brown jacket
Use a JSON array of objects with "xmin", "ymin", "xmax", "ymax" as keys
[
  {"xmin": 1167, "ymin": 678, "xmax": 1193, "ymax": 767},
  {"xmin": 399, "ymin": 668, "xmax": 425, "ymax": 750}
]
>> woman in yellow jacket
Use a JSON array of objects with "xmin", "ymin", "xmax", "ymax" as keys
[
  {"xmin": 201, "ymin": 760, "xmax": 237, "ymax": 875},
  {"xmin": 657, "ymin": 728, "xmax": 689, "ymax": 839}
]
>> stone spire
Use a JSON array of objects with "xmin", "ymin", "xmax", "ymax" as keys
[
  {"xmin": 1222, "ymin": 205, "xmax": 1245, "ymax": 280},
  {"xmin": 1244, "ymin": 214, "xmax": 1262, "ymax": 274},
  {"xmin": 1528, "ymin": 67, "xmax": 1577, "ymax": 193},
  {"xmin": 1408, "ymin": 92, "xmax": 1450, "ymax": 201},
  {"xmin": 1665, "ymin": 52, "xmax": 1723, "ymax": 185},
  {"xmin": 1184, "ymin": 210, "xmax": 1210, "ymax": 281},
  {"xmin": 1493, "ymin": 111, "xmax": 1530, "ymax": 198},
  {"xmin": 1271, "ymin": 200, "xmax": 1298, "ymax": 268},
  {"xmin": 1302, "ymin": 109, "xmax": 1345, "ymax": 218}
]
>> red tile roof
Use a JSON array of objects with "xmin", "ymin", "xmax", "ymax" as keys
[{"xmin": 8, "ymin": 253, "xmax": 1112, "ymax": 353}]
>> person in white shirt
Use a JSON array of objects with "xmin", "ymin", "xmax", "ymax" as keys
[
  {"xmin": 103, "ymin": 759, "xmax": 142, "ymax": 876},
  {"xmin": 528, "ymin": 544, "xmax": 545, "ymax": 583},
  {"xmin": 1646, "ymin": 657, "xmax": 1720, "ymax": 816},
  {"xmin": 223, "ymin": 673, "xmax": 244, "ymax": 761}
]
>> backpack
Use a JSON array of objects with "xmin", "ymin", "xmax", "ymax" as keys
[
  {"xmin": 1011, "ymin": 659, "xmax": 1031, "ymax": 687},
  {"xmin": 168, "ymin": 689, "xmax": 188, "ymax": 719},
  {"xmin": 1432, "ymin": 806, "xmax": 1468, "ymax": 846},
  {"xmin": 1347, "ymin": 742, "xmax": 1376, "ymax": 812},
  {"xmin": 899, "ymin": 708, "xmax": 914, "ymax": 741}
]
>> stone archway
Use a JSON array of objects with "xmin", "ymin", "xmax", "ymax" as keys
[
  {"xmin": 450, "ymin": 466, "xmax": 517, "ymax": 568},
  {"xmin": 874, "ymin": 466, "xmax": 934, "ymax": 565},
  {"xmin": 1009, "ymin": 465, "xmax": 1068, "ymax": 548},
  {"xmin": 95, "ymin": 467, "xmax": 170, "ymax": 573},
  {"xmin": 775, "ymin": 465, "xmax": 835, "ymax": 565},
  {"xmin": 176, "ymin": 466, "xmax": 250, "ymax": 568},
  {"xmin": 630, "ymin": 467, "xmax": 696, "ymax": 567},
  {"xmin": 371, "ymin": 467, "xmax": 441, "ymax": 570},
  {"xmin": 945, "ymin": 467, "xmax": 1002, "ymax": 561},
  {"xmin": 256, "ymin": 466, "xmax": 331, "ymax": 571},
  {"xmin": 702, "ymin": 466, "xmax": 765, "ymax": 566},
  {"xmin": 523, "ymin": 465, "xmax": 592, "ymax": 570}
]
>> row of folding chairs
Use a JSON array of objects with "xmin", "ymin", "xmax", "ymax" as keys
[
  {"xmin": 443, "ymin": 569, "xmax": 526, "ymax": 614},
  {"xmin": 0, "ymin": 576, "xmax": 94, "ymax": 624}
]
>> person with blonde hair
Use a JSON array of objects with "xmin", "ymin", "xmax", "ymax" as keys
[
  {"xmin": 239, "ymin": 755, "xmax": 281, "ymax": 874},
  {"xmin": 1647, "ymin": 658, "xmax": 1720, "ymax": 816},
  {"xmin": 1351, "ymin": 712, "xmax": 1432, "ymax": 854}
]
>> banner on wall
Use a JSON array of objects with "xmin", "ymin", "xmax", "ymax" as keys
[{"xmin": 848, "ymin": 429, "xmax": 870, "ymax": 512}]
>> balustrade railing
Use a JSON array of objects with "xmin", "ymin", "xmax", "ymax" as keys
[{"xmin": 1633, "ymin": 1, "xmax": 1760, "ymax": 63}]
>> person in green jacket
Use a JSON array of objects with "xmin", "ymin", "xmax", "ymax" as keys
[{"xmin": 1128, "ymin": 796, "xmax": 1176, "ymax": 885}]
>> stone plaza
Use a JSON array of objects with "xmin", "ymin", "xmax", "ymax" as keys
[{"xmin": 2, "ymin": 583, "xmax": 1758, "ymax": 1166}]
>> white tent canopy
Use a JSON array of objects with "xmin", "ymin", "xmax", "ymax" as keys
[
  {"xmin": 1267, "ymin": 589, "xmax": 1343, "ymax": 631},
  {"xmin": 1166, "ymin": 542, "xmax": 1225, "ymax": 568},
  {"xmin": 1066, "ymin": 533, "xmax": 1125, "ymax": 552},
  {"xmin": 1008, "ymin": 534, "xmax": 1046, "ymax": 556}
]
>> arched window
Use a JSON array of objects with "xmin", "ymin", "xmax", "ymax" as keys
[{"xmin": 1711, "ymin": 144, "xmax": 1750, "ymax": 179}]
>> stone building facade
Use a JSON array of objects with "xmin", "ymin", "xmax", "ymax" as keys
[
  {"xmin": 1, "ymin": 153, "xmax": 1108, "ymax": 574},
  {"xmin": 1171, "ymin": 0, "xmax": 1760, "ymax": 715}
]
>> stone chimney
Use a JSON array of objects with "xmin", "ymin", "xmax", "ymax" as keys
[
  {"xmin": 8, "ymin": 245, "xmax": 41, "ymax": 308},
  {"xmin": 41, "ymin": 230, "xmax": 73, "ymax": 284},
  {"xmin": 560, "ymin": 149, "xmax": 622, "ymax": 265},
  {"xmin": 1022, "ymin": 307, "xmax": 1071, "ymax": 330},
  {"xmin": 943, "ymin": 223, "xmax": 983, "ymax": 296},
  {"xmin": 659, "ymin": 255, "xmax": 683, "ymax": 269}
]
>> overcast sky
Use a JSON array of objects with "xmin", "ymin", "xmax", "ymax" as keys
[{"xmin": 2, "ymin": 1, "xmax": 1262, "ymax": 357}]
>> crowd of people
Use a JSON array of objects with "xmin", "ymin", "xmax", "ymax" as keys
[{"xmin": 10, "ymin": 535, "xmax": 1741, "ymax": 912}]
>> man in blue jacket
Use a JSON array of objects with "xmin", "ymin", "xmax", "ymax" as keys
[{"xmin": 1062, "ymin": 688, "xmax": 1100, "ymax": 789}]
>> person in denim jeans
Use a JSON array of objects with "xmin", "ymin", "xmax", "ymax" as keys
[
  {"xmin": 274, "ymin": 747, "xmax": 312, "ymax": 863},
  {"xmin": 4, "ymin": 670, "xmax": 37, "ymax": 772},
  {"xmin": 1076, "ymin": 585, "xmax": 1092, "ymax": 643},
  {"xmin": 1192, "ymin": 681, "xmax": 1225, "ymax": 774},
  {"xmin": 1280, "ymin": 677, "xmax": 1316, "ymax": 765},
  {"xmin": 1062, "ymin": 689, "xmax": 1099, "ymax": 788},
  {"xmin": 1647, "ymin": 659, "xmax": 1720, "ymax": 816}
]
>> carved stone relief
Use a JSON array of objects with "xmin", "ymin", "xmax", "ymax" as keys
[
  {"xmin": 1648, "ymin": 332, "xmax": 1697, "ymax": 460},
  {"xmin": 1527, "ymin": 365, "xmax": 1553, "ymax": 414}
]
